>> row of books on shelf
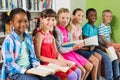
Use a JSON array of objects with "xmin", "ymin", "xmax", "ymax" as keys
[{"xmin": 0, "ymin": 0, "xmax": 53, "ymax": 11}]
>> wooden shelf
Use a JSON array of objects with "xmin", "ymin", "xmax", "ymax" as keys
[
  {"xmin": 0, "ymin": 10, "xmax": 10, "ymax": 12},
  {"xmin": 0, "ymin": 34, "xmax": 7, "ymax": 38}
]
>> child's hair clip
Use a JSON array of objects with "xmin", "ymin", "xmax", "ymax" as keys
[{"xmin": 7, "ymin": 11, "xmax": 10, "ymax": 16}]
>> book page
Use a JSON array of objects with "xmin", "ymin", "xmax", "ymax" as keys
[
  {"xmin": 106, "ymin": 46, "xmax": 118, "ymax": 61},
  {"xmin": 47, "ymin": 63, "xmax": 70, "ymax": 73},
  {"xmin": 27, "ymin": 65, "xmax": 54, "ymax": 77},
  {"xmin": 84, "ymin": 36, "xmax": 99, "ymax": 46}
]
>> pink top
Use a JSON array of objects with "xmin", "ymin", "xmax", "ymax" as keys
[
  {"xmin": 58, "ymin": 25, "xmax": 68, "ymax": 42},
  {"xmin": 72, "ymin": 24, "xmax": 82, "ymax": 40}
]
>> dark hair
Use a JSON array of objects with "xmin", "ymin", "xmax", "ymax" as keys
[
  {"xmin": 86, "ymin": 8, "xmax": 96, "ymax": 16},
  {"xmin": 1, "ymin": 12, "xmax": 10, "ymax": 24},
  {"xmin": 72, "ymin": 8, "xmax": 83, "ymax": 15},
  {"xmin": 32, "ymin": 18, "xmax": 40, "ymax": 36},
  {"xmin": 52, "ymin": 27, "xmax": 58, "ymax": 39},
  {"xmin": 32, "ymin": 9, "xmax": 56, "ymax": 36},
  {"xmin": 26, "ymin": 11, "xmax": 31, "ymax": 22},
  {"xmin": 1, "ymin": 8, "xmax": 28, "ymax": 24},
  {"xmin": 41, "ymin": 9, "xmax": 56, "ymax": 18},
  {"xmin": 10, "ymin": 8, "xmax": 26, "ymax": 21}
]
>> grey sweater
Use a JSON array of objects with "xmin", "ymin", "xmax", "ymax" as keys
[{"xmin": 55, "ymin": 27, "xmax": 73, "ymax": 54}]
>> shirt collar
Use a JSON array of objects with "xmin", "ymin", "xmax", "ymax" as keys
[
  {"xmin": 58, "ymin": 25, "xmax": 66, "ymax": 30},
  {"xmin": 101, "ymin": 23, "xmax": 110, "ymax": 27},
  {"xmin": 11, "ymin": 30, "xmax": 27, "ymax": 42}
]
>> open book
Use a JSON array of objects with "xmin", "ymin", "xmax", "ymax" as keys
[
  {"xmin": 62, "ymin": 36, "xmax": 99, "ymax": 47},
  {"xmin": 106, "ymin": 46, "xmax": 118, "ymax": 61},
  {"xmin": 27, "ymin": 63, "xmax": 71, "ymax": 77}
]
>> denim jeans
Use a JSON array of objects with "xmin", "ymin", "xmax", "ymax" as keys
[
  {"xmin": 112, "ymin": 59, "xmax": 120, "ymax": 78},
  {"xmin": 9, "ymin": 74, "xmax": 60, "ymax": 80},
  {"xmin": 94, "ymin": 49, "xmax": 113, "ymax": 80}
]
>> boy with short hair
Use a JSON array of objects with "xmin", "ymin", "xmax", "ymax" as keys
[{"xmin": 98, "ymin": 9, "xmax": 120, "ymax": 80}]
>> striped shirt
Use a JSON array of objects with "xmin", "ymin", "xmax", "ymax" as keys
[
  {"xmin": 98, "ymin": 23, "xmax": 111, "ymax": 43},
  {"xmin": 1, "ymin": 31, "xmax": 40, "ymax": 80}
]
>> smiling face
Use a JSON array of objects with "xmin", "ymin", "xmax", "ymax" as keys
[
  {"xmin": 102, "ymin": 12, "xmax": 112, "ymax": 24},
  {"xmin": 41, "ymin": 17, "xmax": 56, "ymax": 31},
  {"xmin": 86, "ymin": 10, "xmax": 97, "ymax": 24},
  {"xmin": 58, "ymin": 12, "xmax": 71, "ymax": 28},
  {"xmin": 73, "ymin": 10, "xmax": 84, "ymax": 23},
  {"xmin": 10, "ymin": 12, "xmax": 28, "ymax": 34}
]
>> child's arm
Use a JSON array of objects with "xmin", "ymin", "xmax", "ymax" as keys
[
  {"xmin": 34, "ymin": 33, "xmax": 66, "ymax": 66},
  {"xmin": 2, "ymin": 38, "xmax": 27, "ymax": 74},
  {"xmin": 100, "ymin": 35, "xmax": 112, "ymax": 47},
  {"xmin": 28, "ymin": 36, "xmax": 40, "ymax": 67},
  {"xmin": 55, "ymin": 28, "xmax": 80, "ymax": 53},
  {"xmin": 53, "ymin": 39, "xmax": 74, "ymax": 67}
]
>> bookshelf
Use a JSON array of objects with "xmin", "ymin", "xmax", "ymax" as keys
[{"xmin": 0, "ymin": 0, "xmax": 55, "ymax": 66}]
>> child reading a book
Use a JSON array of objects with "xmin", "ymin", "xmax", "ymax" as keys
[
  {"xmin": 70, "ymin": 8, "xmax": 101, "ymax": 80},
  {"xmin": 1, "ymin": 8, "xmax": 59, "ymax": 80},
  {"xmin": 82, "ymin": 8, "xmax": 120, "ymax": 80},
  {"xmin": 33, "ymin": 9, "xmax": 81, "ymax": 80},
  {"xmin": 98, "ymin": 10, "xmax": 120, "ymax": 62},
  {"xmin": 55, "ymin": 8, "xmax": 93, "ymax": 80}
]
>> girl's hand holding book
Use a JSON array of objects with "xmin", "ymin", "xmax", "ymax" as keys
[
  {"xmin": 73, "ymin": 44, "xmax": 82, "ymax": 50},
  {"xmin": 55, "ymin": 60, "xmax": 68, "ymax": 67},
  {"xmin": 64, "ymin": 60, "xmax": 75, "ymax": 68}
]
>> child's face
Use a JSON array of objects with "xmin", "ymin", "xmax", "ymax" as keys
[
  {"xmin": 103, "ymin": 12, "xmax": 112, "ymax": 24},
  {"xmin": 10, "ymin": 13, "xmax": 28, "ymax": 34},
  {"xmin": 41, "ymin": 17, "xmax": 56, "ymax": 30},
  {"xmin": 58, "ymin": 12, "xmax": 71, "ymax": 27},
  {"xmin": 87, "ymin": 11, "xmax": 97, "ymax": 23},
  {"xmin": 73, "ymin": 10, "xmax": 84, "ymax": 23}
]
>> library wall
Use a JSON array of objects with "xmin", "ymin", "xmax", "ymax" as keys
[
  {"xmin": 70, "ymin": 0, "xmax": 86, "ymax": 12},
  {"xmin": 86, "ymin": 0, "xmax": 120, "ymax": 43}
]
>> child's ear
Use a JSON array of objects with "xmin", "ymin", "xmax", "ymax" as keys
[
  {"xmin": 72, "ymin": 15, "xmax": 75, "ymax": 19},
  {"xmin": 10, "ymin": 21, "xmax": 13, "ymax": 26},
  {"xmin": 40, "ymin": 17, "xmax": 43, "ymax": 23}
]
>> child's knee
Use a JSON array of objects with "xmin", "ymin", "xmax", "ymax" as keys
[
  {"xmin": 75, "ymin": 68, "xmax": 81, "ymax": 76},
  {"xmin": 93, "ymin": 57, "xmax": 99, "ymax": 66},
  {"xmin": 67, "ymin": 71, "xmax": 77, "ymax": 80},
  {"xmin": 85, "ymin": 62, "xmax": 93, "ymax": 72}
]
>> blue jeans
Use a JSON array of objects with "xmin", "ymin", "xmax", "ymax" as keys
[
  {"xmin": 112, "ymin": 59, "xmax": 120, "ymax": 78},
  {"xmin": 9, "ymin": 74, "xmax": 60, "ymax": 80},
  {"xmin": 94, "ymin": 49, "xmax": 113, "ymax": 80}
]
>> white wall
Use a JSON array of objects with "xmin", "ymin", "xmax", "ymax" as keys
[
  {"xmin": 53, "ymin": 0, "xmax": 86, "ymax": 13},
  {"xmin": 53, "ymin": 0, "xmax": 70, "ymax": 12}
]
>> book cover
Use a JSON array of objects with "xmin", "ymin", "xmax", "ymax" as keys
[
  {"xmin": 106, "ymin": 46, "xmax": 118, "ymax": 61},
  {"xmin": 84, "ymin": 36, "xmax": 99, "ymax": 46}
]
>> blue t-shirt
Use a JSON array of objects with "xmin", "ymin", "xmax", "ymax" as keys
[{"xmin": 82, "ymin": 23, "xmax": 98, "ymax": 37}]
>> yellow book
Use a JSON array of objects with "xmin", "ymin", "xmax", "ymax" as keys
[{"xmin": 5, "ymin": 24, "xmax": 11, "ymax": 34}]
